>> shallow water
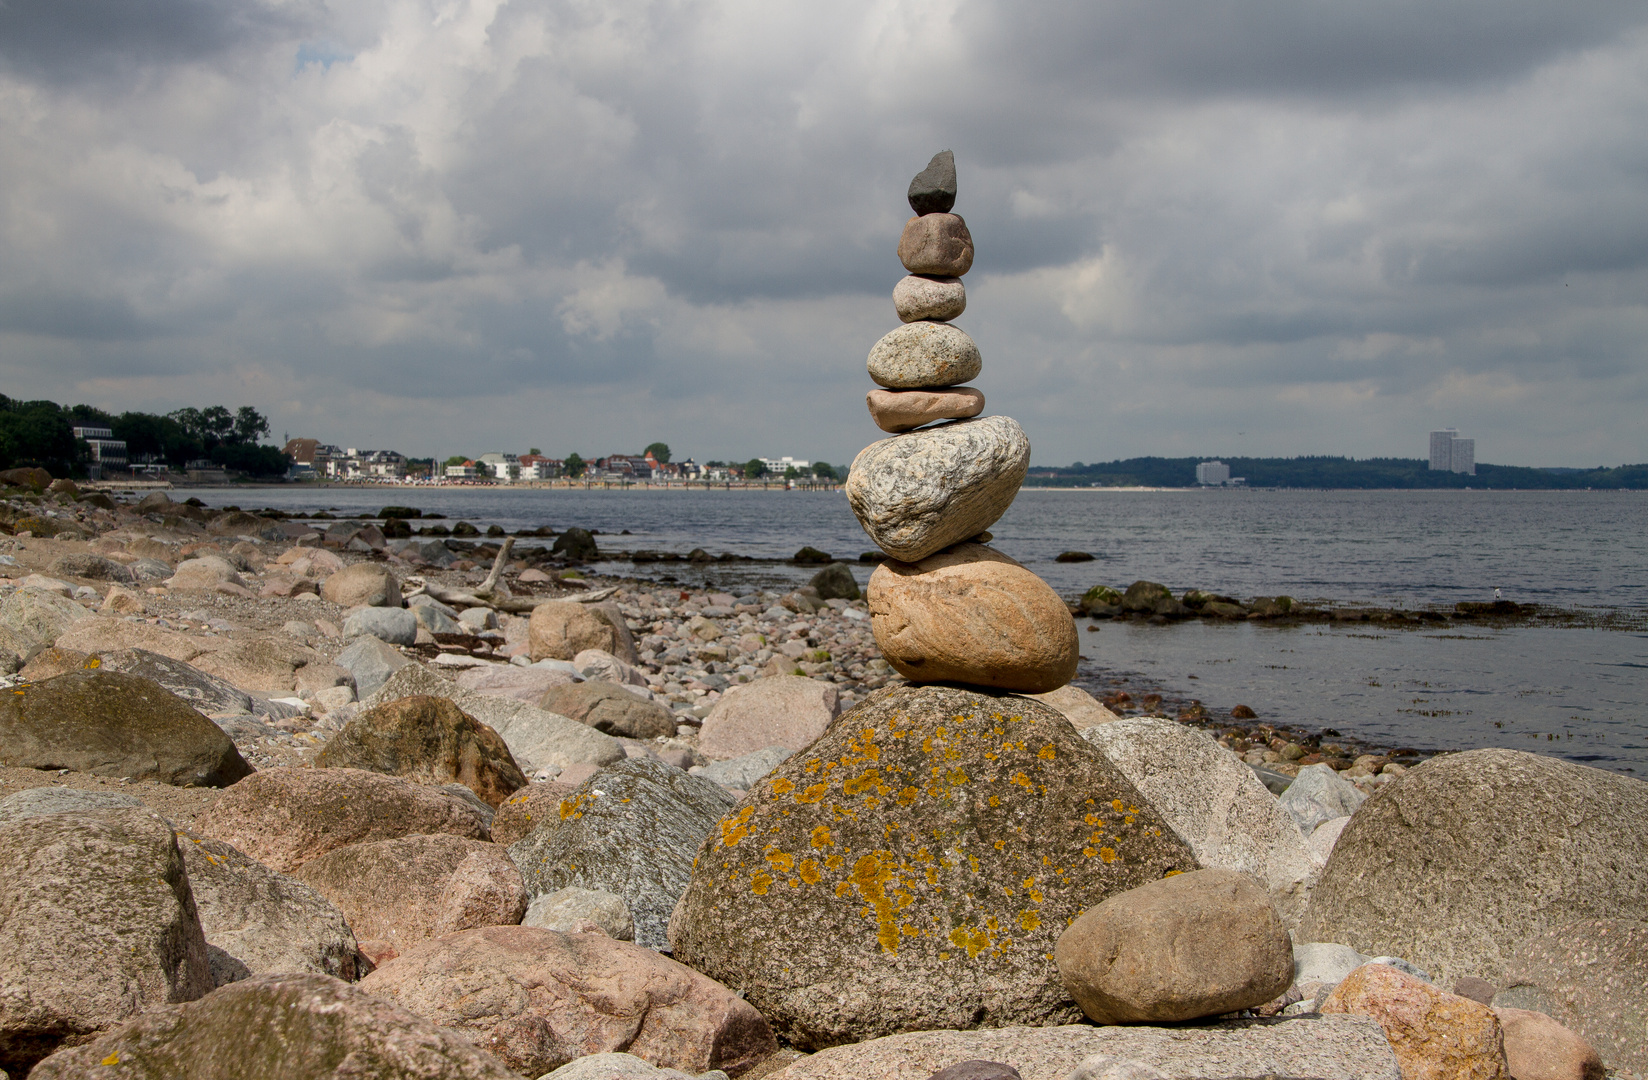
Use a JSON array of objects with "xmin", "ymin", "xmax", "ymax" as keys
[{"xmin": 178, "ymin": 485, "xmax": 1648, "ymax": 772}]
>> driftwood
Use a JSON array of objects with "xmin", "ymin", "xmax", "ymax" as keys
[{"xmin": 403, "ymin": 538, "xmax": 618, "ymax": 611}]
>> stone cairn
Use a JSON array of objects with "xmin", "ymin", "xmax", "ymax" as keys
[{"xmin": 847, "ymin": 151, "xmax": 1079, "ymax": 693}]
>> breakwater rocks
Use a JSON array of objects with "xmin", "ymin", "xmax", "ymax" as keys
[{"xmin": 1078, "ymin": 578, "xmax": 1550, "ymax": 626}]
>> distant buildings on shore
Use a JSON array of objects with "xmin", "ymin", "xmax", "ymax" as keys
[
  {"xmin": 1429, "ymin": 430, "xmax": 1476, "ymax": 475},
  {"xmin": 72, "ymin": 425, "xmax": 128, "ymax": 480},
  {"xmin": 1195, "ymin": 460, "xmax": 1245, "ymax": 486}
]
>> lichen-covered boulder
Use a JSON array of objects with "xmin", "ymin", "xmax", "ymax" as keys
[
  {"xmin": 316, "ymin": 694, "xmax": 527, "ymax": 808},
  {"xmin": 668, "ymin": 684, "xmax": 1197, "ymax": 1049},
  {"xmin": 510, "ymin": 758, "xmax": 737, "ymax": 950},
  {"xmin": 0, "ymin": 669, "xmax": 251, "ymax": 787}
]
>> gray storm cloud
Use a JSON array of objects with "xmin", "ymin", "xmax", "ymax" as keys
[{"xmin": 0, "ymin": 0, "xmax": 1644, "ymax": 467}]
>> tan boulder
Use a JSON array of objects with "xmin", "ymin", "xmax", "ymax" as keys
[
  {"xmin": 320, "ymin": 562, "xmax": 401, "ymax": 607},
  {"xmin": 315, "ymin": 694, "xmax": 527, "ymax": 808},
  {"xmin": 0, "ymin": 586, "xmax": 91, "ymax": 661},
  {"xmin": 538, "ymin": 681, "xmax": 675, "ymax": 740},
  {"xmin": 292, "ymin": 834, "xmax": 525, "ymax": 952},
  {"xmin": 166, "ymin": 555, "xmax": 246, "ymax": 592},
  {"xmin": 126, "ymin": 538, "xmax": 176, "ymax": 562},
  {"xmin": 898, "ymin": 212, "xmax": 974, "ymax": 276},
  {"xmin": 1322, "ymin": 963, "xmax": 1510, "ymax": 1080},
  {"xmin": 1022, "ymin": 685, "xmax": 1121, "ymax": 729},
  {"xmin": 869, "ymin": 543, "xmax": 1077, "ymax": 693},
  {"xmin": 100, "ymin": 584, "xmax": 146, "ymax": 615},
  {"xmin": 18, "ymin": 646, "xmax": 91, "ymax": 680},
  {"xmin": 190, "ymin": 635, "xmax": 321, "ymax": 693},
  {"xmin": 866, "ymin": 386, "xmax": 986, "ymax": 433},
  {"xmin": 195, "ymin": 766, "xmax": 491, "ymax": 873},
  {"xmin": 1492, "ymin": 1007, "xmax": 1606, "ymax": 1080},
  {"xmin": 529, "ymin": 600, "xmax": 637, "ymax": 663},
  {"xmin": 359, "ymin": 926, "xmax": 776, "ymax": 1078},
  {"xmin": 490, "ymin": 781, "xmax": 576, "ymax": 846},
  {"xmin": 1054, "ymin": 869, "xmax": 1294, "ymax": 1024},
  {"xmin": 696, "ymin": 674, "xmax": 840, "ymax": 759},
  {"xmin": 54, "ymin": 615, "xmax": 202, "ymax": 661},
  {"xmin": 893, "ymin": 273, "xmax": 966, "ymax": 322}
]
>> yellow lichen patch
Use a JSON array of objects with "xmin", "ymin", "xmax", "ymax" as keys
[
  {"xmin": 765, "ymin": 850, "xmax": 795, "ymax": 873},
  {"xmin": 843, "ymin": 770, "xmax": 880, "ymax": 796},
  {"xmin": 988, "ymin": 795, "xmax": 1000, "ymax": 807},
  {"xmin": 751, "ymin": 872, "xmax": 773, "ymax": 895},
  {"xmin": 835, "ymin": 880, "xmax": 854, "ymax": 898},
  {"xmin": 825, "ymin": 853, "xmax": 844, "ymax": 870},
  {"xmin": 1019, "ymin": 909, "xmax": 1041, "ymax": 931},
  {"xmin": 799, "ymin": 858, "xmax": 822, "ymax": 884},
  {"xmin": 1100, "ymin": 847, "xmax": 1118, "ymax": 863},
  {"xmin": 945, "ymin": 767, "xmax": 967, "ymax": 786},
  {"xmin": 948, "ymin": 924, "xmax": 994, "ymax": 959},
  {"xmin": 770, "ymin": 777, "xmax": 795, "ymax": 795},
  {"xmin": 719, "ymin": 806, "xmax": 755, "ymax": 847},
  {"xmin": 993, "ymin": 839, "xmax": 1005, "ymax": 851},
  {"xmin": 559, "ymin": 794, "xmax": 592, "ymax": 821},
  {"xmin": 897, "ymin": 786, "xmax": 919, "ymax": 807},
  {"xmin": 850, "ymin": 853, "xmax": 901, "ymax": 954},
  {"xmin": 1038, "ymin": 745, "xmax": 1056, "ymax": 760},
  {"xmin": 1010, "ymin": 772, "xmax": 1033, "ymax": 790},
  {"xmin": 810, "ymin": 824, "xmax": 833, "ymax": 848},
  {"xmin": 1083, "ymin": 846, "xmax": 1097, "ymax": 858},
  {"xmin": 796, "ymin": 783, "xmax": 829, "ymax": 804},
  {"xmin": 1111, "ymin": 798, "xmax": 1126, "ymax": 812},
  {"xmin": 1164, "ymin": 869, "xmax": 1183, "ymax": 877}
]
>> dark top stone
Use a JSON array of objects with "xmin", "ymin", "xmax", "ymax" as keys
[{"xmin": 908, "ymin": 150, "xmax": 957, "ymax": 215}]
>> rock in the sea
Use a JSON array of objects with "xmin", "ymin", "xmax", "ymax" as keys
[
  {"xmin": 867, "ymin": 386, "xmax": 985, "ymax": 433},
  {"xmin": 868, "ymin": 543, "xmax": 1077, "ymax": 693},
  {"xmin": 898, "ymin": 213, "xmax": 974, "ymax": 276},
  {"xmin": 848, "ymin": 418, "xmax": 1030, "ymax": 562},
  {"xmin": 174, "ymin": 830, "xmax": 364, "ymax": 986},
  {"xmin": 316, "ymin": 694, "xmax": 527, "ymax": 807},
  {"xmin": 539, "ymin": 681, "xmax": 676, "ymax": 740},
  {"xmin": 0, "ymin": 807, "xmax": 214, "ymax": 1077},
  {"xmin": 1322, "ymin": 963, "xmax": 1510, "ymax": 1080},
  {"xmin": 866, "ymin": 321, "xmax": 983, "ymax": 389},
  {"xmin": 1055, "ymin": 869, "xmax": 1294, "ymax": 1024},
  {"xmin": 907, "ymin": 150, "xmax": 957, "ymax": 216},
  {"xmin": 1495, "ymin": 918, "xmax": 1646, "ymax": 1078},
  {"xmin": 1080, "ymin": 718, "xmax": 1319, "ymax": 926},
  {"xmin": 524, "ymin": 886, "xmax": 636, "ymax": 940},
  {"xmin": 320, "ymin": 562, "xmax": 401, "ymax": 607},
  {"xmin": 1491, "ymin": 1007, "xmax": 1607, "ymax": 1080},
  {"xmin": 553, "ymin": 527, "xmax": 600, "ymax": 561},
  {"xmin": 808, "ymin": 561, "xmax": 862, "ymax": 601},
  {"xmin": 0, "ymin": 586, "xmax": 89, "ymax": 662},
  {"xmin": 360, "ymin": 926, "xmax": 775, "ymax": 1078},
  {"xmin": 669, "ymin": 684, "xmax": 1196, "ymax": 1049},
  {"xmin": 1300, "ymin": 749, "xmax": 1648, "ymax": 987},
  {"xmin": 293, "ymin": 833, "xmax": 524, "ymax": 952},
  {"xmin": 1280, "ymin": 762, "xmax": 1368, "ymax": 833},
  {"xmin": 530, "ymin": 600, "xmax": 638, "ymax": 663},
  {"xmin": 511, "ymin": 757, "xmax": 737, "ymax": 950},
  {"xmin": 341, "ymin": 605, "xmax": 419, "ymax": 646},
  {"xmin": 195, "ymin": 766, "xmax": 491, "ymax": 873},
  {"xmin": 697, "ymin": 674, "xmax": 840, "ymax": 759},
  {"xmin": 333, "ymin": 634, "xmax": 410, "ymax": 698},
  {"xmin": 766, "ymin": 1016, "xmax": 1401, "ymax": 1080},
  {"xmin": 28, "ymin": 973, "xmax": 519, "ymax": 1079},
  {"xmin": 0, "ymin": 669, "xmax": 251, "ymax": 787},
  {"xmin": 91, "ymin": 647, "xmax": 254, "ymax": 717},
  {"xmin": 893, "ymin": 274, "xmax": 966, "ymax": 322}
]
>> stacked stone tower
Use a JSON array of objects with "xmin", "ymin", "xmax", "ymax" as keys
[{"xmin": 846, "ymin": 152, "xmax": 1079, "ymax": 693}]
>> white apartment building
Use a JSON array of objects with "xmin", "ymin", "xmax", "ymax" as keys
[
  {"xmin": 477, "ymin": 453, "xmax": 521, "ymax": 482},
  {"xmin": 1429, "ymin": 430, "xmax": 1477, "ymax": 475},
  {"xmin": 72, "ymin": 425, "xmax": 127, "ymax": 480},
  {"xmin": 1195, "ymin": 460, "xmax": 1231, "ymax": 485},
  {"xmin": 760, "ymin": 456, "xmax": 810, "ymax": 475}
]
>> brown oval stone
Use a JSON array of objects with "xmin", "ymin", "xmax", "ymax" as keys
[
  {"xmin": 865, "ymin": 386, "xmax": 986, "ymax": 433},
  {"xmin": 898, "ymin": 213, "xmax": 974, "ymax": 276},
  {"xmin": 868, "ymin": 543, "xmax": 1078, "ymax": 693}
]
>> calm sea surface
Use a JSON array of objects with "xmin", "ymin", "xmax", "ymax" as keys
[{"xmin": 178, "ymin": 486, "xmax": 1648, "ymax": 773}]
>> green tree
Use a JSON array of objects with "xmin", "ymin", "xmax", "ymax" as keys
[
  {"xmin": 784, "ymin": 465, "xmax": 799, "ymax": 479},
  {"xmin": 0, "ymin": 396, "xmax": 82, "ymax": 475},
  {"xmin": 444, "ymin": 455, "xmax": 470, "ymax": 467},
  {"xmin": 565, "ymin": 452, "xmax": 586, "ymax": 478},
  {"xmin": 231, "ymin": 406, "xmax": 269, "ymax": 445},
  {"xmin": 644, "ymin": 441, "xmax": 671, "ymax": 463},
  {"xmin": 744, "ymin": 458, "xmax": 767, "ymax": 479},
  {"xmin": 528, "ymin": 447, "xmax": 541, "ymax": 456},
  {"xmin": 811, "ymin": 461, "xmax": 837, "ymax": 480},
  {"xmin": 705, "ymin": 460, "xmax": 726, "ymax": 468},
  {"xmin": 113, "ymin": 412, "xmax": 197, "ymax": 467}
]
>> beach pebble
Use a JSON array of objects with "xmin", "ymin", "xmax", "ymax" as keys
[
  {"xmin": 893, "ymin": 274, "xmax": 966, "ymax": 322},
  {"xmin": 846, "ymin": 416, "xmax": 1029, "ymax": 562},
  {"xmin": 342, "ymin": 605, "xmax": 419, "ymax": 645},
  {"xmin": 866, "ymin": 321, "xmax": 982, "ymax": 389},
  {"xmin": 866, "ymin": 385, "xmax": 985, "ymax": 432},
  {"xmin": 898, "ymin": 212, "xmax": 974, "ymax": 276}
]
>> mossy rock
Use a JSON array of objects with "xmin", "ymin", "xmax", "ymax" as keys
[
  {"xmin": 668, "ymin": 684, "xmax": 1197, "ymax": 1049},
  {"xmin": 1079, "ymin": 585, "xmax": 1122, "ymax": 611}
]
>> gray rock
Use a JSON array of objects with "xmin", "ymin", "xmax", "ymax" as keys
[
  {"xmin": 894, "ymin": 274, "xmax": 965, "ymax": 322},
  {"xmin": 335, "ymin": 634, "xmax": 410, "ymax": 698},
  {"xmin": 1292, "ymin": 942, "xmax": 1370, "ymax": 992},
  {"xmin": 523, "ymin": 886, "xmax": 636, "ymax": 940},
  {"xmin": 342, "ymin": 606, "xmax": 419, "ymax": 646},
  {"xmin": 771, "ymin": 1018, "xmax": 1400, "ymax": 1080},
  {"xmin": 539, "ymin": 681, "xmax": 676, "ymax": 740},
  {"xmin": 694, "ymin": 746, "xmax": 794, "ymax": 790},
  {"xmin": 540, "ymin": 1053, "xmax": 701, "ymax": 1080},
  {"xmin": 0, "ymin": 807, "xmax": 214, "ymax": 1077},
  {"xmin": 846, "ymin": 416, "xmax": 1030, "ymax": 563},
  {"xmin": 459, "ymin": 607, "xmax": 498, "ymax": 631},
  {"xmin": 360, "ymin": 661, "xmax": 458, "ymax": 708},
  {"xmin": 907, "ymin": 149, "xmax": 957, "ymax": 215},
  {"xmin": 1366, "ymin": 956, "xmax": 1430, "ymax": 982},
  {"xmin": 808, "ymin": 561, "xmax": 861, "ymax": 601},
  {"xmin": 867, "ymin": 321, "xmax": 982, "ymax": 389},
  {"xmin": 407, "ymin": 594, "xmax": 460, "ymax": 619},
  {"xmin": 393, "ymin": 538, "xmax": 458, "ymax": 567},
  {"xmin": 1279, "ymin": 763, "xmax": 1367, "ymax": 834},
  {"xmin": 128, "ymin": 557, "xmax": 175, "ymax": 581},
  {"xmin": 93, "ymin": 647, "xmax": 255, "ymax": 718},
  {"xmin": 0, "ymin": 669, "xmax": 252, "ymax": 787},
  {"xmin": 1300, "ymin": 748, "xmax": 1648, "ymax": 988},
  {"xmin": 1306, "ymin": 815, "xmax": 1351, "ymax": 863},
  {"xmin": 509, "ymin": 757, "xmax": 736, "ymax": 950},
  {"xmin": 454, "ymin": 693, "xmax": 627, "ymax": 774},
  {"xmin": 553, "ymin": 527, "xmax": 599, "ymax": 561},
  {"xmin": 0, "ymin": 587, "xmax": 89, "ymax": 661},
  {"xmin": 439, "ymin": 782, "xmax": 498, "ymax": 829},
  {"xmin": 1495, "ymin": 918, "xmax": 1648, "ymax": 1078},
  {"xmin": 175, "ymin": 830, "xmax": 364, "ymax": 985},
  {"xmin": 1250, "ymin": 763, "xmax": 1293, "ymax": 795},
  {"xmin": 410, "ymin": 602, "xmax": 466, "ymax": 635},
  {"xmin": 0, "ymin": 786, "xmax": 143, "ymax": 825},
  {"xmin": 47, "ymin": 553, "xmax": 135, "ymax": 583},
  {"xmin": 1081, "ymin": 719, "xmax": 1320, "ymax": 927}
]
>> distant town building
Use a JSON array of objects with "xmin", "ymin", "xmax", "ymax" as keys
[
  {"xmin": 282, "ymin": 438, "xmax": 340, "ymax": 479},
  {"xmin": 518, "ymin": 454, "xmax": 561, "ymax": 481},
  {"xmin": 1195, "ymin": 460, "xmax": 1231, "ymax": 486},
  {"xmin": 477, "ymin": 453, "xmax": 521, "ymax": 482},
  {"xmin": 1429, "ymin": 430, "xmax": 1477, "ymax": 475},
  {"xmin": 72, "ymin": 425, "xmax": 127, "ymax": 480},
  {"xmin": 761, "ymin": 456, "xmax": 810, "ymax": 475}
]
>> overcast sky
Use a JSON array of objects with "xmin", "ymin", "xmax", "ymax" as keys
[{"xmin": 2, "ymin": 0, "xmax": 1645, "ymax": 468}]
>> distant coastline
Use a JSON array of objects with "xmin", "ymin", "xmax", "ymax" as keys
[{"xmin": 1023, "ymin": 456, "xmax": 1648, "ymax": 490}]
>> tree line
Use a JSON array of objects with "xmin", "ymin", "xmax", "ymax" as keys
[{"xmin": 0, "ymin": 395, "xmax": 288, "ymax": 477}]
